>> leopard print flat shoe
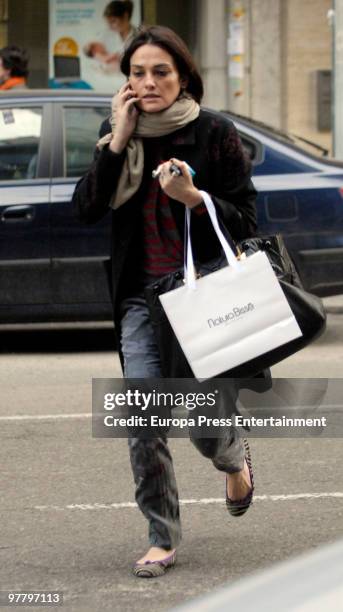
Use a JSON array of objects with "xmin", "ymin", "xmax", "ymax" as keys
[{"xmin": 226, "ymin": 438, "xmax": 254, "ymax": 517}]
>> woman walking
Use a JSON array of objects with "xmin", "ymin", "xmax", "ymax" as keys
[{"xmin": 73, "ymin": 25, "xmax": 256, "ymax": 578}]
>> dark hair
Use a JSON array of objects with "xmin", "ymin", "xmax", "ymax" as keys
[
  {"xmin": 0, "ymin": 45, "xmax": 29, "ymax": 78},
  {"xmin": 104, "ymin": 0, "xmax": 133, "ymax": 20},
  {"xmin": 120, "ymin": 26, "xmax": 204, "ymax": 104}
]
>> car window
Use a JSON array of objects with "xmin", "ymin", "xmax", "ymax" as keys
[
  {"xmin": 0, "ymin": 107, "xmax": 43, "ymax": 181},
  {"xmin": 253, "ymin": 146, "xmax": 317, "ymax": 175},
  {"xmin": 238, "ymin": 133, "xmax": 263, "ymax": 165},
  {"xmin": 63, "ymin": 106, "xmax": 110, "ymax": 178},
  {"xmin": 241, "ymin": 137, "xmax": 255, "ymax": 160}
]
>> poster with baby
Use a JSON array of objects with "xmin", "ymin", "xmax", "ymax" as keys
[{"xmin": 49, "ymin": 0, "xmax": 141, "ymax": 91}]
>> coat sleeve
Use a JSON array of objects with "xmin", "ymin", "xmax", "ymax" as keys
[
  {"xmin": 197, "ymin": 119, "xmax": 257, "ymax": 239},
  {"xmin": 72, "ymin": 118, "xmax": 126, "ymax": 224}
]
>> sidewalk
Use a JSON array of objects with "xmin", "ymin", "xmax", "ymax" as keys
[{"xmin": 323, "ymin": 294, "xmax": 343, "ymax": 313}]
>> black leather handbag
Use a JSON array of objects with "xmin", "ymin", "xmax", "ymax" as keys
[{"xmin": 144, "ymin": 234, "xmax": 326, "ymax": 382}]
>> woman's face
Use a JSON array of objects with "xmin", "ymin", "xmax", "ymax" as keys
[{"xmin": 129, "ymin": 44, "xmax": 184, "ymax": 113}]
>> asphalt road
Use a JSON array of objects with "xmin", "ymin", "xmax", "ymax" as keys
[{"xmin": 0, "ymin": 308, "xmax": 343, "ymax": 612}]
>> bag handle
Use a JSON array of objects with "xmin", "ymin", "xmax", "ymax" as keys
[{"xmin": 184, "ymin": 190, "xmax": 240, "ymax": 289}]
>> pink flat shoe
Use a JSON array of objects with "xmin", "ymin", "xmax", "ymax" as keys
[{"xmin": 133, "ymin": 550, "xmax": 177, "ymax": 578}]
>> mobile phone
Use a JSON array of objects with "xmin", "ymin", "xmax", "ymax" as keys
[{"xmin": 127, "ymin": 99, "xmax": 140, "ymax": 115}]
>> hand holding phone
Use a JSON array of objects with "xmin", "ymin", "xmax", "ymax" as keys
[{"xmin": 109, "ymin": 82, "xmax": 140, "ymax": 153}]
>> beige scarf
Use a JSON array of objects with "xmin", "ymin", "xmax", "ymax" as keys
[{"xmin": 97, "ymin": 93, "xmax": 200, "ymax": 209}]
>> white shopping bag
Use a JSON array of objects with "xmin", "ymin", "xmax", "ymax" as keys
[{"xmin": 159, "ymin": 191, "xmax": 302, "ymax": 381}]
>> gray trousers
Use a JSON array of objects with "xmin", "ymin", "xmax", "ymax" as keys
[{"xmin": 120, "ymin": 294, "xmax": 245, "ymax": 549}]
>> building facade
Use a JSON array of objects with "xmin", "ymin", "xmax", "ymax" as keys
[
  {"xmin": 225, "ymin": 0, "xmax": 332, "ymax": 152},
  {"xmin": 0, "ymin": 0, "xmax": 333, "ymax": 152}
]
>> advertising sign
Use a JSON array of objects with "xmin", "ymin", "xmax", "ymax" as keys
[{"xmin": 49, "ymin": 0, "xmax": 141, "ymax": 91}]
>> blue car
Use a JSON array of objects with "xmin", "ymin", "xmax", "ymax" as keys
[
  {"xmin": 227, "ymin": 112, "xmax": 343, "ymax": 298},
  {"xmin": 0, "ymin": 90, "xmax": 342, "ymax": 323}
]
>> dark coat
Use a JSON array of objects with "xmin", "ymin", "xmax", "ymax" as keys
[{"xmin": 72, "ymin": 108, "xmax": 261, "ymax": 376}]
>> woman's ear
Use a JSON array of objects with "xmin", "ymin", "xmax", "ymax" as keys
[{"xmin": 180, "ymin": 76, "xmax": 189, "ymax": 90}]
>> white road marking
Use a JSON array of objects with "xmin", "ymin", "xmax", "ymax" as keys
[
  {"xmin": 34, "ymin": 492, "xmax": 343, "ymax": 511},
  {"xmin": 0, "ymin": 404, "xmax": 341, "ymax": 422}
]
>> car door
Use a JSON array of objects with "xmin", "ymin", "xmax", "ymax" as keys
[
  {"xmin": 0, "ymin": 102, "xmax": 52, "ymax": 315},
  {"xmin": 252, "ymin": 139, "xmax": 343, "ymax": 295},
  {"xmin": 235, "ymin": 118, "xmax": 343, "ymax": 295},
  {"xmin": 50, "ymin": 99, "xmax": 112, "ymax": 318}
]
